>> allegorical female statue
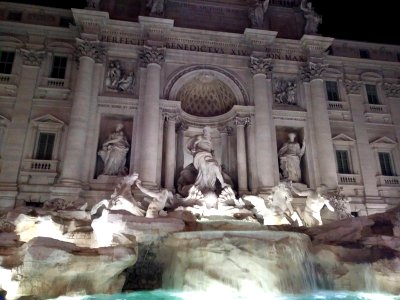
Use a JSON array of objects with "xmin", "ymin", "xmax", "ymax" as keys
[
  {"xmin": 186, "ymin": 126, "xmax": 228, "ymax": 192},
  {"xmin": 278, "ymin": 132, "xmax": 306, "ymax": 182},
  {"xmin": 98, "ymin": 123, "xmax": 130, "ymax": 176}
]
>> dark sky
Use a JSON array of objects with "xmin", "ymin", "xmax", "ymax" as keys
[{"xmin": 9, "ymin": 0, "xmax": 400, "ymax": 46}]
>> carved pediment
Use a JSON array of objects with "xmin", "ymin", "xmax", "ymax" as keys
[
  {"xmin": 46, "ymin": 41, "xmax": 75, "ymax": 53},
  {"xmin": 0, "ymin": 35, "xmax": 24, "ymax": 48},
  {"xmin": 360, "ymin": 71, "xmax": 383, "ymax": 82},
  {"xmin": 324, "ymin": 67, "xmax": 343, "ymax": 78},
  {"xmin": 32, "ymin": 114, "xmax": 65, "ymax": 130},
  {"xmin": 332, "ymin": 133, "xmax": 355, "ymax": 145},
  {"xmin": 370, "ymin": 136, "xmax": 397, "ymax": 149}
]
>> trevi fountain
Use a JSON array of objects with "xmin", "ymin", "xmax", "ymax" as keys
[{"xmin": 1, "ymin": 125, "xmax": 399, "ymax": 300}]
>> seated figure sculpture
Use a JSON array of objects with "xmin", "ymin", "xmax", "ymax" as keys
[
  {"xmin": 291, "ymin": 184, "xmax": 335, "ymax": 226},
  {"xmin": 98, "ymin": 123, "xmax": 130, "ymax": 176},
  {"xmin": 278, "ymin": 132, "xmax": 306, "ymax": 183}
]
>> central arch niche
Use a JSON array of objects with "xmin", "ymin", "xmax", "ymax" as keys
[{"xmin": 177, "ymin": 74, "xmax": 236, "ymax": 117}]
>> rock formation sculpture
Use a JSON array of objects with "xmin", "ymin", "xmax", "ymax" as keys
[
  {"xmin": 98, "ymin": 123, "xmax": 130, "ymax": 176},
  {"xmin": 278, "ymin": 132, "xmax": 306, "ymax": 182},
  {"xmin": 136, "ymin": 179, "xmax": 173, "ymax": 218}
]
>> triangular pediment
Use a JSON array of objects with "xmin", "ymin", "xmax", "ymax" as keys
[
  {"xmin": 371, "ymin": 136, "xmax": 397, "ymax": 145},
  {"xmin": 32, "ymin": 114, "xmax": 65, "ymax": 125},
  {"xmin": 332, "ymin": 133, "xmax": 355, "ymax": 142}
]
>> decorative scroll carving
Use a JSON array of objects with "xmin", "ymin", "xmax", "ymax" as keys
[
  {"xmin": 218, "ymin": 126, "xmax": 233, "ymax": 136},
  {"xmin": 249, "ymin": 56, "xmax": 273, "ymax": 76},
  {"xmin": 344, "ymin": 80, "xmax": 363, "ymax": 95},
  {"xmin": 20, "ymin": 49, "xmax": 45, "ymax": 66},
  {"xmin": 383, "ymin": 82, "xmax": 400, "ymax": 98},
  {"xmin": 76, "ymin": 39, "xmax": 106, "ymax": 63},
  {"xmin": 274, "ymin": 79, "xmax": 297, "ymax": 105},
  {"xmin": 105, "ymin": 60, "xmax": 135, "ymax": 93},
  {"xmin": 234, "ymin": 116, "xmax": 250, "ymax": 127},
  {"xmin": 140, "ymin": 46, "xmax": 165, "ymax": 66},
  {"xmin": 163, "ymin": 112, "xmax": 180, "ymax": 123},
  {"xmin": 299, "ymin": 62, "xmax": 327, "ymax": 82}
]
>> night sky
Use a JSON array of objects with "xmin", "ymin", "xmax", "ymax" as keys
[{"xmin": 8, "ymin": 0, "xmax": 400, "ymax": 46}]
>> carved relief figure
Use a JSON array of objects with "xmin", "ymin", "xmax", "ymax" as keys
[
  {"xmin": 105, "ymin": 60, "xmax": 135, "ymax": 93},
  {"xmin": 136, "ymin": 179, "xmax": 173, "ymax": 218},
  {"xmin": 248, "ymin": 0, "xmax": 270, "ymax": 28},
  {"xmin": 291, "ymin": 184, "xmax": 334, "ymax": 226},
  {"xmin": 278, "ymin": 132, "xmax": 306, "ymax": 182},
  {"xmin": 274, "ymin": 79, "xmax": 297, "ymax": 105},
  {"xmin": 300, "ymin": 0, "xmax": 322, "ymax": 35},
  {"xmin": 186, "ymin": 127, "xmax": 228, "ymax": 193},
  {"xmin": 147, "ymin": 0, "xmax": 165, "ymax": 16},
  {"xmin": 98, "ymin": 123, "xmax": 130, "ymax": 176}
]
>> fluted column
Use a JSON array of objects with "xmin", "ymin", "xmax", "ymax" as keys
[
  {"xmin": 249, "ymin": 57, "xmax": 276, "ymax": 191},
  {"xmin": 246, "ymin": 115, "xmax": 257, "ymax": 193},
  {"xmin": 164, "ymin": 113, "xmax": 178, "ymax": 191},
  {"xmin": 0, "ymin": 49, "xmax": 44, "ymax": 207},
  {"xmin": 235, "ymin": 116, "xmax": 249, "ymax": 194},
  {"xmin": 176, "ymin": 122, "xmax": 188, "ymax": 176},
  {"xmin": 139, "ymin": 46, "xmax": 165, "ymax": 186},
  {"xmin": 59, "ymin": 39, "xmax": 105, "ymax": 186},
  {"xmin": 301, "ymin": 62, "xmax": 337, "ymax": 189}
]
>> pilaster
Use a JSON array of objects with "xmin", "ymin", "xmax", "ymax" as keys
[{"xmin": 235, "ymin": 116, "xmax": 250, "ymax": 194}]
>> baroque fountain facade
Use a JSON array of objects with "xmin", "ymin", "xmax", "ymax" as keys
[{"xmin": 1, "ymin": 0, "xmax": 400, "ymax": 298}]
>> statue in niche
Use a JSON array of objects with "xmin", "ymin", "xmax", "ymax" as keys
[
  {"xmin": 274, "ymin": 80, "xmax": 297, "ymax": 105},
  {"xmin": 105, "ymin": 60, "xmax": 135, "ymax": 93},
  {"xmin": 85, "ymin": 0, "xmax": 100, "ymax": 10},
  {"xmin": 291, "ymin": 184, "xmax": 335, "ymax": 226},
  {"xmin": 98, "ymin": 123, "xmax": 130, "ymax": 176},
  {"xmin": 248, "ymin": 0, "xmax": 269, "ymax": 28},
  {"xmin": 300, "ymin": 0, "xmax": 322, "ymax": 35},
  {"xmin": 186, "ymin": 126, "xmax": 229, "ymax": 193},
  {"xmin": 278, "ymin": 132, "xmax": 306, "ymax": 182},
  {"xmin": 147, "ymin": 0, "xmax": 165, "ymax": 17}
]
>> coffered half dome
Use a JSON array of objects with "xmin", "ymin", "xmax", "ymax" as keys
[{"xmin": 177, "ymin": 74, "xmax": 237, "ymax": 117}]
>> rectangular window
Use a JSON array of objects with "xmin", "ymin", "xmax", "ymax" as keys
[
  {"xmin": 378, "ymin": 152, "xmax": 395, "ymax": 176},
  {"xmin": 0, "ymin": 51, "xmax": 15, "ymax": 74},
  {"xmin": 326, "ymin": 81, "xmax": 340, "ymax": 101},
  {"xmin": 50, "ymin": 56, "xmax": 67, "ymax": 79},
  {"xmin": 366, "ymin": 84, "xmax": 380, "ymax": 104},
  {"xmin": 360, "ymin": 49, "xmax": 370, "ymax": 59},
  {"xmin": 36, "ymin": 133, "xmax": 55, "ymax": 160},
  {"xmin": 336, "ymin": 150, "xmax": 351, "ymax": 174}
]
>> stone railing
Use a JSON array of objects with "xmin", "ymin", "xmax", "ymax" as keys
[
  {"xmin": 365, "ymin": 104, "xmax": 388, "ymax": 114},
  {"xmin": 338, "ymin": 174, "xmax": 362, "ymax": 185},
  {"xmin": 45, "ymin": 78, "xmax": 65, "ymax": 88},
  {"xmin": 377, "ymin": 175, "xmax": 400, "ymax": 186},
  {"xmin": 22, "ymin": 159, "xmax": 58, "ymax": 172},
  {"xmin": 327, "ymin": 101, "xmax": 348, "ymax": 111},
  {"xmin": 0, "ymin": 73, "xmax": 16, "ymax": 85}
]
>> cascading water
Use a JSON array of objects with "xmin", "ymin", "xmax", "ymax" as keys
[{"xmin": 159, "ymin": 230, "xmax": 318, "ymax": 297}]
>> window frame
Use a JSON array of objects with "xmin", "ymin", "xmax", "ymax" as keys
[
  {"xmin": 50, "ymin": 55, "xmax": 67, "ymax": 79},
  {"xmin": 336, "ymin": 149, "xmax": 352, "ymax": 174},
  {"xmin": 325, "ymin": 80, "xmax": 340, "ymax": 102},
  {"xmin": 378, "ymin": 151, "xmax": 396, "ymax": 177},
  {"xmin": 365, "ymin": 84, "xmax": 380, "ymax": 105},
  {"xmin": 0, "ymin": 50, "xmax": 15, "ymax": 74},
  {"xmin": 34, "ymin": 132, "xmax": 56, "ymax": 161}
]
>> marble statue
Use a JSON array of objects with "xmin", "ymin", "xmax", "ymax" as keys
[
  {"xmin": 147, "ymin": 0, "xmax": 165, "ymax": 16},
  {"xmin": 186, "ymin": 126, "xmax": 228, "ymax": 192},
  {"xmin": 86, "ymin": 0, "xmax": 100, "ymax": 10},
  {"xmin": 91, "ymin": 173, "xmax": 146, "ymax": 217},
  {"xmin": 274, "ymin": 80, "xmax": 297, "ymax": 105},
  {"xmin": 105, "ymin": 60, "xmax": 135, "ymax": 93},
  {"xmin": 98, "ymin": 123, "xmax": 130, "ymax": 176},
  {"xmin": 136, "ymin": 179, "xmax": 173, "ymax": 218},
  {"xmin": 291, "ymin": 184, "xmax": 334, "ymax": 226},
  {"xmin": 300, "ymin": 0, "xmax": 322, "ymax": 35},
  {"xmin": 248, "ymin": 0, "xmax": 269, "ymax": 28},
  {"xmin": 278, "ymin": 132, "xmax": 306, "ymax": 182}
]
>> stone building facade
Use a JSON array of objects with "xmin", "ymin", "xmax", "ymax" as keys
[{"xmin": 0, "ymin": 0, "xmax": 399, "ymax": 215}]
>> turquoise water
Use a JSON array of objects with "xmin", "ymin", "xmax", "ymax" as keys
[{"xmin": 54, "ymin": 290, "xmax": 400, "ymax": 300}]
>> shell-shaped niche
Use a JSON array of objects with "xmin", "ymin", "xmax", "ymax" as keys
[{"xmin": 177, "ymin": 74, "xmax": 236, "ymax": 117}]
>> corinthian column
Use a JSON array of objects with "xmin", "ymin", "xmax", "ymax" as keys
[
  {"xmin": 59, "ymin": 39, "xmax": 106, "ymax": 186},
  {"xmin": 235, "ymin": 116, "xmax": 249, "ymax": 194},
  {"xmin": 249, "ymin": 57, "xmax": 276, "ymax": 192},
  {"xmin": 163, "ymin": 112, "xmax": 178, "ymax": 191},
  {"xmin": 0, "ymin": 49, "xmax": 44, "ymax": 207},
  {"xmin": 301, "ymin": 62, "xmax": 337, "ymax": 189},
  {"xmin": 139, "ymin": 46, "xmax": 165, "ymax": 186}
]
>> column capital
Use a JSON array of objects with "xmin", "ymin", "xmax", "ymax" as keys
[
  {"xmin": 383, "ymin": 82, "xmax": 400, "ymax": 98},
  {"xmin": 75, "ymin": 38, "xmax": 106, "ymax": 63},
  {"xmin": 218, "ymin": 125, "xmax": 233, "ymax": 135},
  {"xmin": 176, "ymin": 122, "xmax": 188, "ymax": 132},
  {"xmin": 249, "ymin": 56, "xmax": 273, "ymax": 77},
  {"xmin": 20, "ymin": 49, "xmax": 45, "ymax": 67},
  {"xmin": 299, "ymin": 61, "xmax": 328, "ymax": 82},
  {"xmin": 234, "ymin": 116, "xmax": 250, "ymax": 127},
  {"xmin": 140, "ymin": 46, "xmax": 165, "ymax": 66},
  {"xmin": 344, "ymin": 79, "xmax": 363, "ymax": 95},
  {"xmin": 163, "ymin": 111, "xmax": 179, "ymax": 123}
]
